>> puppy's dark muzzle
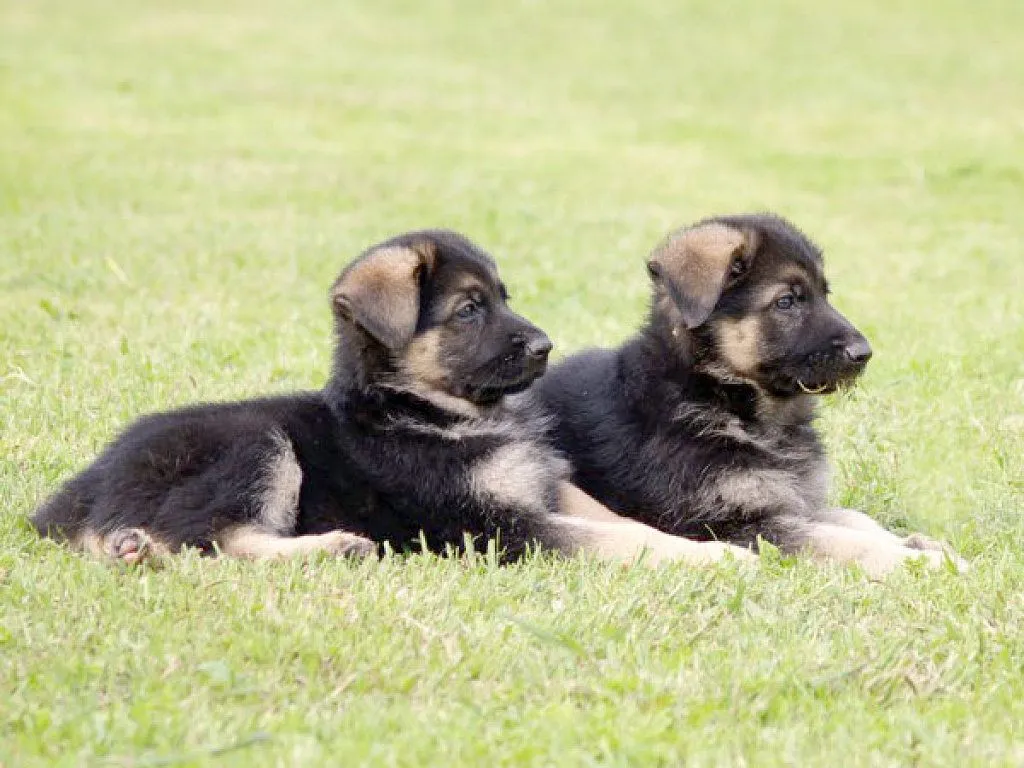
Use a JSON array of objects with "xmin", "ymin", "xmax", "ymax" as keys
[
  {"xmin": 789, "ymin": 328, "xmax": 872, "ymax": 395},
  {"xmin": 795, "ymin": 308, "xmax": 872, "ymax": 392},
  {"xmin": 469, "ymin": 325, "xmax": 553, "ymax": 405}
]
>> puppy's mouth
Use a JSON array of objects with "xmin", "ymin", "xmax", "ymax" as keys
[
  {"xmin": 455, "ymin": 355, "xmax": 547, "ymax": 406},
  {"xmin": 795, "ymin": 379, "xmax": 840, "ymax": 395},
  {"xmin": 766, "ymin": 354, "xmax": 868, "ymax": 398},
  {"xmin": 790, "ymin": 378, "xmax": 839, "ymax": 397},
  {"xmin": 776, "ymin": 368, "xmax": 864, "ymax": 397},
  {"xmin": 472, "ymin": 378, "xmax": 534, "ymax": 406}
]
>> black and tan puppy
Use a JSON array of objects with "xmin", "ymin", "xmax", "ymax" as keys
[
  {"xmin": 537, "ymin": 214, "xmax": 965, "ymax": 577},
  {"xmin": 33, "ymin": 230, "xmax": 746, "ymax": 566}
]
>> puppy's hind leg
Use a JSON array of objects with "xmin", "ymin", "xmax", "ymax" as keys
[
  {"xmin": 217, "ymin": 525, "xmax": 376, "ymax": 560},
  {"xmin": 83, "ymin": 525, "xmax": 377, "ymax": 563},
  {"xmin": 214, "ymin": 429, "xmax": 376, "ymax": 559}
]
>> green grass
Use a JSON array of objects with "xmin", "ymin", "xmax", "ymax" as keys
[{"xmin": 2, "ymin": 0, "xmax": 1022, "ymax": 764}]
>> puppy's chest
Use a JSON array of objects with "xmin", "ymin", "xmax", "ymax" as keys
[
  {"xmin": 468, "ymin": 438, "xmax": 569, "ymax": 516},
  {"xmin": 395, "ymin": 414, "xmax": 569, "ymax": 515},
  {"xmin": 664, "ymin": 414, "xmax": 828, "ymax": 514}
]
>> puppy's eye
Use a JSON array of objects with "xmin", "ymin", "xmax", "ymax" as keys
[
  {"xmin": 729, "ymin": 257, "xmax": 746, "ymax": 278},
  {"xmin": 775, "ymin": 294, "xmax": 795, "ymax": 310},
  {"xmin": 455, "ymin": 300, "xmax": 480, "ymax": 321}
]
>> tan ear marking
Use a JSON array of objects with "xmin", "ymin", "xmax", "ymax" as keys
[
  {"xmin": 409, "ymin": 239, "xmax": 438, "ymax": 265},
  {"xmin": 649, "ymin": 223, "xmax": 759, "ymax": 330},
  {"xmin": 330, "ymin": 241, "xmax": 435, "ymax": 350}
]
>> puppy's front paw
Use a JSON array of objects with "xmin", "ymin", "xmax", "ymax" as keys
[{"xmin": 860, "ymin": 545, "xmax": 966, "ymax": 579}]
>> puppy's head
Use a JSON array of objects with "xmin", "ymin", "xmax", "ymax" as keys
[
  {"xmin": 647, "ymin": 214, "xmax": 871, "ymax": 399},
  {"xmin": 331, "ymin": 230, "xmax": 552, "ymax": 409}
]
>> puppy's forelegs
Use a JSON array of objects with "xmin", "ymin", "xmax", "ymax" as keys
[
  {"xmin": 553, "ymin": 485, "xmax": 756, "ymax": 565},
  {"xmin": 551, "ymin": 516, "xmax": 755, "ymax": 565},
  {"xmin": 822, "ymin": 508, "xmax": 903, "ymax": 537}
]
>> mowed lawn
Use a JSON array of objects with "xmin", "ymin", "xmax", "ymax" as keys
[{"xmin": 2, "ymin": 0, "xmax": 1022, "ymax": 764}]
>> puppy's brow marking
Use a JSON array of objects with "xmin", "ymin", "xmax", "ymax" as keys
[
  {"xmin": 451, "ymin": 275, "xmax": 489, "ymax": 296},
  {"xmin": 774, "ymin": 268, "xmax": 815, "ymax": 290}
]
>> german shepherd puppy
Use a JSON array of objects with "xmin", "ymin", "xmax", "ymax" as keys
[
  {"xmin": 33, "ymin": 230, "xmax": 745, "ymax": 566},
  {"xmin": 537, "ymin": 214, "xmax": 965, "ymax": 577}
]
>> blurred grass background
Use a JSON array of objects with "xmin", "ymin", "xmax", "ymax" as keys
[{"xmin": 1, "ymin": 0, "xmax": 1022, "ymax": 764}]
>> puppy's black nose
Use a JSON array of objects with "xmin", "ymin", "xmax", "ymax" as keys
[
  {"xmin": 525, "ymin": 334, "xmax": 553, "ymax": 361},
  {"xmin": 843, "ymin": 338, "xmax": 872, "ymax": 364}
]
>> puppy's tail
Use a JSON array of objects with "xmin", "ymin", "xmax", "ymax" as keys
[{"xmin": 31, "ymin": 483, "xmax": 91, "ymax": 545}]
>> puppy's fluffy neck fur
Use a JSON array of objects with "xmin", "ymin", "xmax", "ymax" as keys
[
  {"xmin": 629, "ymin": 315, "xmax": 817, "ymax": 428},
  {"xmin": 324, "ymin": 322, "xmax": 499, "ymax": 424}
]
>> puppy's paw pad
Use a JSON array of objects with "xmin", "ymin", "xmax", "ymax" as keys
[
  {"xmin": 903, "ymin": 534, "xmax": 969, "ymax": 573},
  {"xmin": 911, "ymin": 549, "xmax": 947, "ymax": 569},
  {"xmin": 324, "ymin": 531, "xmax": 377, "ymax": 558},
  {"xmin": 105, "ymin": 528, "xmax": 152, "ymax": 565}
]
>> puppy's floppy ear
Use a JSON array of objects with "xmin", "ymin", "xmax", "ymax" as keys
[
  {"xmin": 330, "ymin": 240, "xmax": 437, "ymax": 350},
  {"xmin": 646, "ymin": 222, "xmax": 759, "ymax": 329}
]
